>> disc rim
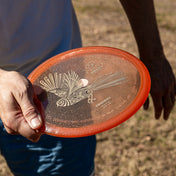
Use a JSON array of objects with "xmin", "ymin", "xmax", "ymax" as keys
[{"xmin": 28, "ymin": 46, "xmax": 151, "ymax": 138}]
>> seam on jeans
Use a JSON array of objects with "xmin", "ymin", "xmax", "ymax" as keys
[{"xmin": 90, "ymin": 169, "xmax": 95, "ymax": 176}]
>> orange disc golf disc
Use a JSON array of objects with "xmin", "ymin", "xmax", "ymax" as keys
[{"xmin": 28, "ymin": 46, "xmax": 151, "ymax": 138}]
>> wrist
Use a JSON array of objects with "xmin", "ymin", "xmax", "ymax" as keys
[
  {"xmin": 0, "ymin": 68, "xmax": 8, "ymax": 78},
  {"xmin": 139, "ymin": 46, "xmax": 165, "ymax": 64}
]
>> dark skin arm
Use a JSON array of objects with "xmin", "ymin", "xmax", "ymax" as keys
[{"xmin": 120, "ymin": 0, "xmax": 176, "ymax": 120}]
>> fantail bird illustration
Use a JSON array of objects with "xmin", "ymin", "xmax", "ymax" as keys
[{"xmin": 39, "ymin": 70, "xmax": 128, "ymax": 107}]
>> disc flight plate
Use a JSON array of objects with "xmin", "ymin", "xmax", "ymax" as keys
[{"xmin": 28, "ymin": 46, "xmax": 151, "ymax": 138}]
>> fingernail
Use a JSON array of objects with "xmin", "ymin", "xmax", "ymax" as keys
[
  {"xmin": 155, "ymin": 114, "xmax": 160, "ymax": 119},
  {"xmin": 31, "ymin": 116, "xmax": 42, "ymax": 129}
]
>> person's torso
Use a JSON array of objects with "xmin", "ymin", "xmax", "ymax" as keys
[{"xmin": 0, "ymin": 0, "xmax": 82, "ymax": 76}]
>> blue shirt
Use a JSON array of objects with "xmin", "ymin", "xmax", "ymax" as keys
[
  {"xmin": 0, "ymin": 0, "xmax": 81, "ymax": 76},
  {"xmin": 0, "ymin": 0, "xmax": 96, "ymax": 175}
]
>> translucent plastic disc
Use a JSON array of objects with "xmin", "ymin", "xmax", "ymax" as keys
[{"xmin": 28, "ymin": 46, "xmax": 151, "ymax": 137}]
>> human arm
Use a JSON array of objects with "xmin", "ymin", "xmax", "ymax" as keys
[
  {"xmin": 0, "ymin": 69, "xmax": 43, "ymax": 141},
  {"xmin": 119, "ymin": 0, "xmax": 176, "ymax": 120}
]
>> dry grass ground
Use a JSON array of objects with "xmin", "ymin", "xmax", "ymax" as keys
[{"xmin": 0, "ymin": 0, "xmax": 176, "ymax": 175}]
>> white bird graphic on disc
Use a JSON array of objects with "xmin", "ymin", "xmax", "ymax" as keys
[{"xmin": 39, "ymin": 70, "xmax": 128, "ymax": 107}]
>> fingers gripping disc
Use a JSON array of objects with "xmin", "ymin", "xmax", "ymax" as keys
[{"xmin": 28, "ymin": 46, "xmax": 151, "ymax": 138}]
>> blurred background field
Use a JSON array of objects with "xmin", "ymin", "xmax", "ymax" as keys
[{"xmin": 1, "ymin": 0, "xmax": 176, "ymax": 175}]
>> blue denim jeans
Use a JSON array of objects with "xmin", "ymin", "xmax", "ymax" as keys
[{"xmin": 0, "ymin": 120, "xmax": 96, "ymax": 176}]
